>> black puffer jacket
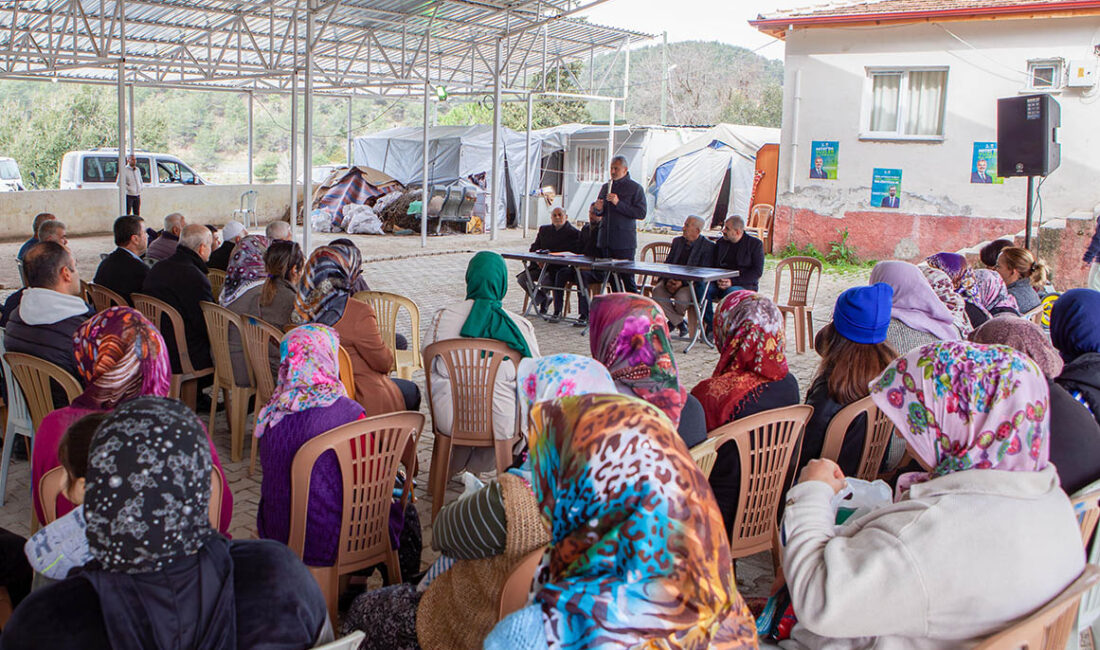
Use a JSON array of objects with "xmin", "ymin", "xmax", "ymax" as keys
[
  {"xmin": 1056, "ymin": 352, "xmax": 1100, "ymax": 430},
  {"xmin": 141, "ymin": 246, "xmax": 215, "ymax": 373}
]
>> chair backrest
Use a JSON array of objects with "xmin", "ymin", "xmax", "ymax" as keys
[
  {"xmin": 209, "ymin": 468, "xmax": 223, "ymax": 528},
  {"xmin": 38, "ymin": 466, "xmax": 66, "ymax": 525},
  {"xmin": 207, "ymin": 270, "xmax": 227, "ymax": 303},
  {"xmin": 747, "ymin": 203, "xmax": 775, "ymax": 231},
  {"xmin": 200, "ymin": 301, "xmax": 253, "ymax": 388},
  {"xmin": 0, "ymin": 331, "xmax": 32, "ymax": 436},
  {"xmin": 773, "ymin": 256, "xmax": 823, "ymax": 309},
  {"xmin": 16, "ymin": 258, "xmax": 26, "ymax": 288},
  {"xmin": 287, "ymin": 412, "xmax": 424, "ymax": 572},
  {"xmin": 688, "ymin": 436, "xmax": 722, "ymax": 480},
  {"xmin": 709, "ymin": 404, "xmax": 814, "ymax": 558},
  {"xmin": 639, "ymin": 241, "xmax": 671, "ymax": 263},
  {"xmin": 422, "ymin": 338, "xmax": 522, "ymax": 445},
  {"xmin": 240, "ymin": 315, "xmax": 283, "ymax": 405},
  {"xmin": 132, "ymin": 293, "xmax": 198, "ymax": 375},
  {"xmin": 86, "ymin": 283, "xmax": 126, "ymax": 312},
  {"xmin": 820, "ymin": 395, "xmax": 898, "ymax": 482},
  {"xmin": 974, "ymin": 565, "xmax": 1100, "ymax": 649},
  {"xmin": 1072, "ymin": 488, "xmax": 1100, "ymax": 549},
  {"xmin": 4, "ymin": 353, "xmax": 83, "ymax": 431},
  {"xmin": 314, "ymin": 632, "xmax": 367, "ymax": 650},
  {"xmin": 352, "ymin": 291, "xmax": 422, "ymax": 372},
  {"xmin": 241, "ymin": 189, "xmax": 259, "ymax": 211},
  {"xmin": 337, "ymin": 345, "xmax": 355, "ymax": 398},
  {"xmin": 499, "ymin": 548, "xmax": 545, "ymax": 621}
]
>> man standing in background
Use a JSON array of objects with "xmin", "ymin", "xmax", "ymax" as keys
[
  {"xmin": 123, "ymin": 155, "xmax": 143, "ymax": 216},
  {"xmin": 595, "ymin": 155, "xmax": 646, "ymax": 293}
]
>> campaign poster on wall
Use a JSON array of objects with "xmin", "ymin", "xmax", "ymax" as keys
[
  {"xmin": 809, "ymin": 141, "xmax": 838, "ymax": 179},
  {"xmin": 871, "ymin": 168, "xmax": 903, "ymax": 209},
  {"xmin": 970, "ymin": 142, "xmax": 1003, "ymax": 184}
]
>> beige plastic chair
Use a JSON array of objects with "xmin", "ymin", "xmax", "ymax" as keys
[
  {"xmin": 207, "ymin": 269, "xmax": 227, "ymax": 303},
  {"xmin": 773, "ymin": 256, "xmax": 822, "ymax": 355},
  {"xmin": 498, "ymin": 548, "xmax": 545, "ymax": 620},
  {"xmin": 745, "ymin": 203, "xmax": 775, "ymax": 254},
  {"xmin": 86, "ymin": 283, "xmax": 126, "ymax": 312},
  {"xmin": 338, "ymin": 345, "xmax": 356, "ymax": 398},
  {"xmin": 708, "ymin": 404, "xmax": 813, "ymax": 560},
  {"xmin": 201, "ymin": 301, "xmax": 256, "ymax": 463},
  {"xmin": 974, "ymin": 565, "xmax": 1100, "ymax": 649},
  {"xmin": 353, "ymin": 291, "xmax": 422, "ymax": 380},
  {"xmin": 423, "ymin": 338, "xmax": 523, "ymax": 521},
  {"xmin": 132, "ymin": 293, "xmax": 214, "ymax": 410},
  {"xmin": 3, "ymin": 353, "xmax": 82, "ymax": 432},
  {"xmin": 241, "ymin": 315, "xmax": 283, "ymax": 477},
  {"xmin": 287, "ymin": 411, "xmax": 424, "ymax": 623},
  {"xmin": 638, "ymin": 241, "xmax": 672, "ymax": 296},
  {"xmin": 820, "ymin": 395, "xmax": 899, "ymax": 482},
  {"xmin": 1073, "ymin": 488, "xmax": 1100, "ymax": 548},
  {"xmin": 688, "ymin": 436, "xmax": 722, "ymax": 480}
]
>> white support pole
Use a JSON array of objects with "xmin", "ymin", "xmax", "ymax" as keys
[
  {"xmin": 660, "ymin": 31, "xmax": 668, "ymax": 125},
  {"xmin": 247, "ymin": 90, "xmax": 254, "ymax": 185},
  {"xmin": 127, "ymin": 83, "xmax": 135, "ymax": 155},
  {"xmin": 489, "ymin": 37, "xmax": 502, "ymax": 242},
  {"xmin": 346, "ymin": 95, "xmax": 353, "ymax": 167},
  {"xmin": 607, "ymin": 98, "xmax": 615, "ymax": 170},
  {"xmin": 421, "ymin": 29, "xmax": 430, "ymax": 248},
  {"xmin": 116, "ymin": 0, "xmax": 126, "ymax": 217},
  {"xmin": 522, "ymin": 92, "xmax": 532, "ymax": 238},
  {"xmin": 289, "ymin": 70, "xmax": 299, "ymax": 239},
  {"xmin": 303, "ymin": 4, "xmax": 314, "ymax": 253}
]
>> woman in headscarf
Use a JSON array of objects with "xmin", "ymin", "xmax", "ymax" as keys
[
  {"xmin": 970, "ymin": 316, "xmax": 1100, "ymax": 493},
  {"xmin": 1051, "ymin": 288, "xmax": 1100, "ymax": 429},
  {"xmin": 426, "ymin": 251, "xmax": 540, "ymax": 473},
  {"xmin": 293, "ymin": 241, "xmax": 417, "ymax": 415},
  {"xmin": 3, "ymin": 397, "xmax": 330, "ymax": 649},
  {"xmin": 925, "ymin": 252, "xmax": 977, "ymax": 299},
  {"xmin": 342, "ymin": 354, "xmax": 616, "ymax": 650},
  {"xmin": 219, "ymin": 234, "xmax": 270, "ymax": 385},
  {"xmin": 690, "ymin": 291, "xmax": 799, "ymax": 527},
  {"xmin": 778, "ymin": 342, "xmax": 1084, "ymax": 649},
  {"xmin": 31, "ymin": 306, "xmax": 232, "ymax": 533},
  {"xmin": 226, "ymin": 239, "xmax": 305, "ymax": 378},
  {"xmin": 970, "ymin": 268, "xmax": 1020, "ymax": 320},
  {"xmin": 869, "ymin": 260, "xmax": 960, "ymax": 354},
  {"xmin": 920, "ymin": 265, "xmax": 973, "ymax": 336},
  {"xmin": 485, "ymin": 394, "xmax": 759, "ymax": 650},
  {"xmin": 588, "ymin": 293, "xmax": 706, "ymax": 447}
]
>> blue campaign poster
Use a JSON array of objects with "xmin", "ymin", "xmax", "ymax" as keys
[
  {"xmin": 871, "ymin": 168, "xmax": 903, "ymax": 209},
  {"xmin": 970, "ymin": 142, "xmax": 1003, "ymax": 184},
  {"xmin": 809, "ymin": 141, "xmax": 838, "ymax": 179}
]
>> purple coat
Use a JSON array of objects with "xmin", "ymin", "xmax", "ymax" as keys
[{"xmin": 257, "ymin": 397, "xmax": 365, "ymax": 566}]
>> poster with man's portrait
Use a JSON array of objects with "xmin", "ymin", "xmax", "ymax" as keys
[
  {"xmin": 871, "ymin": 168, "xmax": 902, "ymax": 209},
  {"xmin": 971, "ymin": 142, "xmax": 1003, "ymax": 184},
  {"xmin": 809, "ymin": 141, "xmax": 838, "ymax": 180}
]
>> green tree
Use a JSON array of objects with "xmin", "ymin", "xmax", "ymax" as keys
[{"xmin": 438, "ymin": 63, "xmax": 589, "ymax": 130}]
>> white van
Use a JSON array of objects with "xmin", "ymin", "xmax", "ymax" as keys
[
  {"xmin": 59, "ymin": 149, "xmax": 209, "ymax": 189},
  {"xmin": 0, "ymin": 157, "xmax": 25, "ymax": 191}
]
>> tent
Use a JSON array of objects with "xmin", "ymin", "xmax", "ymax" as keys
[
  {"xmin": 308, "ymin": 165, "xmax": 403, "ymax": 230},
  {"xmin": 352, "ymin": 125, "xmax": 541, "ymax": 229},
  {"xmin": 647, "ymin": 124, "xmax": 780, "ymax": 230}
]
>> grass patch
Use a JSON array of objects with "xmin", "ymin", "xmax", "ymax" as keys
[{"xmin": 771, "ymin": 230, "xmax": 876, "ymax": 273}]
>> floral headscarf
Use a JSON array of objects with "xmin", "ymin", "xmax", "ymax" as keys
[
  {"xmin": 926, "ymin": 252, "xmax": 978, "ymax": 302},
  {"xmin": 526, "ymin": 394, "xmax": 758, "ymax": 648},
  {"xmin": 969, "ymin": 317, "xmax": 1062, "ymax": 378},
  {"xmin": 71, "ymin": 306, "xmax": 171, "ymax": 411},
  {"xmin": 691, "ymin": 290, "xmax": 788, "ymax": 430},
  {"xmin": 869, "ymin": 341, "xmax": 1049, "ymax": 499},
  {"xmin": 972, "ymin": 268, "xmax": 1019, "ymax": 313},
  {"xmin": 255, "ymin": 324, "xmax": 346, "ymax": 438},
  {"xmin": 516, "ymin": 354, "xmax": 616, "ymax": 430},
  {"xmin": 588, "ymin": 293, "xmax": 687, "ymax": 426},
  {"xmin": 292, "ymin": 243, "xmax": 365, "ymax": 326},
  {"xmin": 920, "ymin": 265, "xmax": 973, "ymax": 336},
  {"xmin": 869, "ymin": 261, "xmax": 960, "ymax": 341},
  {"xmin": 219, "ymin": 234, "xmax": 270, "ymax": 306}
]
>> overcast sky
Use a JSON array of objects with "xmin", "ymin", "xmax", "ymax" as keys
[{"xmin": 578, "ymin": 0, "xmax": 793, "ymax": 60}]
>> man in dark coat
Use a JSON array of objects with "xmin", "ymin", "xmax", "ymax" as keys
[
  {"xmin": 141, "ymin": 224, "xmax": 215, "ymax": 374},
  {"xmin": 93, "ymin": 215, "xmax": 149, "ymax": 305},
  {"xmin": 206, "ymin": 220, "xmax": 246, "ymax": 272},
  {"xmin": 145, "ymin": 213, "xmax": 186, "ymax": 262},
  {"xmin": 517, "ymin": 207, "xmax": 580, "ymax": 320},
  {"xmin": 652, "ymin": 215, "xmax": 716, "ymax": 335},
  {"xmin": 595, "ymin": 155, "xmax": 647, "ymax": 292},
  {"xmin": 569, "ymin": 203, "xmax": 605, "ymax": 326},
  {"xmin": 708, "ymin": 215, "xmax": 765, "ymax": 325}
]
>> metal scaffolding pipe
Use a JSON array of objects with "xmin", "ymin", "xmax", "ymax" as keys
[
  {"xmin": 247, "ymin": 90, "xmax": 254, "ymax": 185},
  {"xmin": 116, "ymin": 0, "xmax": 127, "ymax": 217},
  {"xmin": 523, "ymin": 92, "xmax": 532, "ymax": 238},
  {"xmin": 346, "ymin": 95, "xmax": 353, "ymax": 167},
  {"xmin": 421, "ymin": 29, "xmax": 430, "ymax": 248},
  {"xmin": 303, "ymin": 5, "xmax": 315, "ymax": 254},
  {"xmin": 127, "ymin": 83, "xmax": 135, "ymax": 155},
  {"xmin": 489, "ymin": 37, "xmax": 502, "ymax": 242},
  {"xmin": 289, "ymin": 8, "xmax": 299, "ymax": 241}
]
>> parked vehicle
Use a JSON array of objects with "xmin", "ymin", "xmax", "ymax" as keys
[
  {"xmin": 0, "ymin": 157, "xmax": 25, "ymax": 191},
  {"xmin": 59, "ymin": 149, "xmax": 210, "ymax": 189}
]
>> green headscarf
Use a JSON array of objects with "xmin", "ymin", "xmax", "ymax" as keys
[{"xmin": 459, "ymin": 251, "xmax": 533, "ymax": 358}]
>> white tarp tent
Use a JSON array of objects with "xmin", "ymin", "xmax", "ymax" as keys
[
  {"xmin": 647, "ymin": 124, "xmax": 780, "ymax": 230},
  {"xmin": 353, "ymin": 125, "xmax": 541, "ymax": 229}
]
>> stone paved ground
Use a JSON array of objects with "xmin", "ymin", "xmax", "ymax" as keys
[{"xmin": 0, "ymin": 227, "xmax": 870, "ymax": 601}]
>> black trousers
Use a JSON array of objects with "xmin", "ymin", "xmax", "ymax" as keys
[
  {"xmin": 391, "ymin": 378, "xmax": 421, "ymax": 412},
  {"xmin": 126, "ymin": 194, "xmax": 141, "ymax": 216},
  {"xmin": 567, "ymin": 268, "xmax": 605, "ymax": 319},
  {"xmin": 607, "ymin": 247, "xmax": 638, "ymax": 293}
]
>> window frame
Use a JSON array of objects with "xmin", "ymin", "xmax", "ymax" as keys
[
  {"xmin": 1025, "ymin": 58, "xmax": 1064, "ymax": 93},
  {"xmin": 575, "ymin": 146, "xmax": 608, "ymax": 183},
  {"xmin": 859, "ymin": 66, "xmax": 949, "ymax": 142}
]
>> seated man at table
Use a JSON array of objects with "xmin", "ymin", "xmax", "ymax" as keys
[
  {"xmin": 516, "ymin": 207, "xmax": 580, "ymax": 320},
  {"xmin": 651, "ymin": 215, "xmax": 715, "ymax": 337},
  {"xmin": 569, "ymin": 202, "xmax": 604, "ymax": 327},
  {"xmin": 708, "ymin": 215, "xmax": 764, "ymax": 325}
]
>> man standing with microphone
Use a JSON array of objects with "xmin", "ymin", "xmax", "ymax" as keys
[{"xmin": 595, "ymin": 155, "xmax": 647, "ymax": 292}]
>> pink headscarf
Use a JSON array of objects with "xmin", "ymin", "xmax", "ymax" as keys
[
  {"xmin": 972, "ymin": 269, "xmax": 1019, "ymax": 313},
  {"xmin": 869, "ymin": 261, "xmax": 959, "ymax": 341}
]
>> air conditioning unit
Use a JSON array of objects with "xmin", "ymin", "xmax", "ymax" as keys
[{"xmin": 1067, "ymin": 59, "xmax": 1097, "ymax": 88}]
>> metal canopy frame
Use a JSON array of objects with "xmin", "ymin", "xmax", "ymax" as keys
[{"xmin": 0, "ymin": 0, "xmax": 650, "ymax": 249}]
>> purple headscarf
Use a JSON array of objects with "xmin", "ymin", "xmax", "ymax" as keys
[{"xmin": 869, "ymin": 261, "xmax": 960, "ymax": 341}]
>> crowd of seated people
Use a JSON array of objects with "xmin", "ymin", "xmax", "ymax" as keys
[{"xmin": 1, "ymin": 208, "xmax": 1099, "ymax": 650}]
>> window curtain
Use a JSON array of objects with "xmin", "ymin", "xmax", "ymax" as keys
[
  {"xmin": 870, "ymin": 73, "xmax": 900, "ymax": 132},
  {"xmin": 905, "ymin": 70, "xmax": 946, "ymax": 136}
]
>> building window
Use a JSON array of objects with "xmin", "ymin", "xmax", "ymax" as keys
[
  {"xmin": 864, "ymin": 68, "xmax": 948, "ymax": 139},
  {"xmin": 1027, "ymin": 59, "xmax": 1063, "ymax": 91},
  {"xmin": 576, "ymin": 147, "xmax": 607, "ymax": 183}
]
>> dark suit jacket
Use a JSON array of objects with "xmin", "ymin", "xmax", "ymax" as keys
[
  {"xmin": 713, "ymin": 233, "xmax": 765, "ymax": 291},
  {"xmin": 529, "ymin": 222, "xmax": 580, "ymax": 254},
  {"xmin": 666, "ymin": 235, "xmax": 716, "ymax": 268},
  {"xmin": 141, "ymin": 246, "xmax": 214, "ymax": 373},
  {"xmin": 595, "ymin": 173, "xmax": 647, "ymax": 253},
  {"xmin": 93, "ymin": 248, "xmax": 150, "ymax": 305},
  {"xmin": 574, "ymin": 221, "xmax": 603, "ymax": 257},
  {"xmin": 880, "ymin": 196, "xmax": 900, "ymax": 208},
  {"xmin": 971, "ymin": 171, "xmax": 993, "ymax": 184},
  {"xmin": 206, "ymin": 240, "xmax": 236, "ymax": 271},
  {"xmin": 810, "ymin": 167, "xmax": 829, "ymax": 179}
]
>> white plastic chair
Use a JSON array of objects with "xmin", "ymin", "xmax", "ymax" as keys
[
  {"xmin": 313, "ymin": 631, "xmax": 366, "ymax": 650},
  {"xmin": 0, "ymin": 330, "xmax": 34, "ymax": 507},
  {"xmin": 232, "ymin": 190, "xmax": 259, "ymax": 228},
  {"xmin": 1073, "ymin": 479, "xmax": 1100, "ymax": 642}
]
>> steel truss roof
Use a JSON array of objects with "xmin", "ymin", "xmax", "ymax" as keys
[{"xmin": 0, "ymin": 0, "xmax": 650, "ymax": 96}]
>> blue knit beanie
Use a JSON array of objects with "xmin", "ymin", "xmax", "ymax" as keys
[{"xmin": 833, "ymin": 283, "xmax": 893, "ymax": 344}]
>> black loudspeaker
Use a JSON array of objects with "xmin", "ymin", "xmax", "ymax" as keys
[{"xmin": 997, "ymin": 94, "xmax": 1060, "ymax": 177}]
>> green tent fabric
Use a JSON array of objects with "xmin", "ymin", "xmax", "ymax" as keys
[{"xmin": 460, "ymin": 251, "xmax": 534, "ymax": 358}]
